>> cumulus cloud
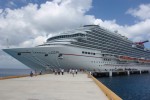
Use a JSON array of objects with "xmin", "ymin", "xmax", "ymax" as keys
[
  {"xmin": 0, "ymin": 0, "xmax": 150, "ymax": 68},
  {"xmin": 0, "ymin": 0, "xmax": 94, "ymax": 68},
  {"xmin": 0, "ymin": 0, "xmax": 94, "ymax": 48},
  {"xmin": 127, "ymin": 4, "xmax": 150, "ymax": 20},
  {"xmin": 125, "ymin": 4, "xmax": 150, "ymax": 42}
]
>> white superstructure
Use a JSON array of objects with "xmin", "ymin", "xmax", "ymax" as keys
[{"xmin": 3, "ymin": 25, "xmax": 150, "ymax": 71}]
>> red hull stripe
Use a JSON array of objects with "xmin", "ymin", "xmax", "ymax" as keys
[{"xmin": 63, "ymin": 54, "xmax": 102, "ymax": 58}]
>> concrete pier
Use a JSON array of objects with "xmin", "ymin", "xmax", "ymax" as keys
[
  {"xmin": 93, "ymin": 70, "xmax": 149, "ymax": 77},
  {"xmin": 0, "ymin": 73, "xmax": 108, "ymax": 100}
]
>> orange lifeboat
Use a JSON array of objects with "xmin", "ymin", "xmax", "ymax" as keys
[{"xmin": 119, "ymin": 56, "xmax": 137, "ymax": 61}]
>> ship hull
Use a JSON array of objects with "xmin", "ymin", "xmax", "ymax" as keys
[{"xmin": 3, "ymin": 45, "xmax": 150, "ymax": 71}]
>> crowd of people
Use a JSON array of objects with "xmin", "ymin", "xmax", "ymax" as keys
[
  {"xmin": 53, "ymin": 69, "xmax": 78, "ymax": 77},
  {"xmin": 30, "ymin": 70, "xmax": 43, "ymax": 77},
  {"xmin": 30, "ymin": 68, "xmax": 80, "ymax": 77}
]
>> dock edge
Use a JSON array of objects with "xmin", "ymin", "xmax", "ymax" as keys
[{"xmin": 87, "ymin": 72, "xmax": 122, "ymax": 100}]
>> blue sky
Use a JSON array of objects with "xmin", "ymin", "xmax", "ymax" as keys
[
  {"xmin": 88, "ymin": 0, "xmax": 150, "ymax": 25},
  {"xmin": 0, "ymin": 0, "xmax": 150, "ymax": 68},
  {"xmin": 0, "ymin": 0, "xmax": 149, "ymax": 25}
]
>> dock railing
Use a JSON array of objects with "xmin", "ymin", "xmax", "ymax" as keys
[{"xmin": 87, "ymin": 72, "xmax": 122, "ymax": 100}]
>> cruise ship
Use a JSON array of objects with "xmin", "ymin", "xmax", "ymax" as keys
[{"xmin": 3, "ymin": 25, "xmax": 150, "ymax": 71}]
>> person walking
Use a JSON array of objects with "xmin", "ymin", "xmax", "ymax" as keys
[
  {"xmin": 72, "ymin": 69, "xmax": 75, "ymax": 77},
  {"xmin": 61, "ymin": 69, "xmax": 64, "ymax": 75},
  {"xmin": 30, "ymin": 71, "xmax": 33, "ymax": 77},
  {"xmin": 69, "ymin": 69, "xmax": 72, "ymax": 74},
  {"xmin": 58, "ymin": 69, "xmax": 60, "ymax": 75},
  {"xmin": 54, "ymin": 69, "xmax": 57, "ymax": 75},
  {"xmin": 39, "ymin": 70, "xmax": 42, "ymax": 75},
  {"xmin": 75, "ymin": 69, "xmax": 78, "ymax": 75}
]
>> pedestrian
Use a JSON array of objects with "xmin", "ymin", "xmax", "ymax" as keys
[
  {"xmin": 58, "ymin": 69, "xmax": 60, "ymax": 75},
  {"xmin": 75, "ymin": 69, "xmax": 78, "ymax": 75},
  {"xmin": 72, "ymin": 69, "xmax": 75, "ymax": 77},
  {"xmin": 52, "ymin": 69, "xmax": 55, "ymax": 73},
  {"xmin": 30, "ymin": 71, "xmax": 33, "ymax": 77},
  {"xmin": 89, "ymin": 71, "xmax": 92, "ymax": 75},
  {"xmin": 54, "ymin": 69, "xmax": 57, "ymax": 75},
  {"xmin": 67, "ymin": 69, "xmax": 69, "ymax": 74},
  {"xmin": 39, "ymin": 70, "xmax": 42, "ymax": 75},
  {"xmin": 69, "ymin": 69, "xmax": 72, "ymax": 74},
  {"xmin": 61, "ymin": 69, "xmax": 64, "ymax": 75}
]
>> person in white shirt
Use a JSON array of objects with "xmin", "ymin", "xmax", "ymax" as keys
[{"xmin": 72, "ymin": 69, "xmax": 75, "ymax": 77}]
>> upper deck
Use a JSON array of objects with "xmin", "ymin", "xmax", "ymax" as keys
[{"xmin": 43, "ymin": 25, "xmax": 150, "ymax": 59}]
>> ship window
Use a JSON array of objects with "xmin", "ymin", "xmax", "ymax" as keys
[
  {"xmin": 58, "ymin": 53, "xmax": 63, "ymax": 57},
  {"xmin": 82, "ymin": 51, "xmax": 84, "ymax": 54},
  {"xmin": 88, "ymin": 52, "xmax": 90, "ymax": 54},
  {"xmin": 85, "ymin": 52, "xmax": 87, "ymax": 54},
  {"xmin": 17, "ymin": 53, "xmax": 21, "ymax": 55},
  {"xmin": 93, "ymin": 53, "xmax": 95, "ymax": 55},
  {"xmin": 45, "ymin": 54, "xmax": 48, "ymax": 56}
]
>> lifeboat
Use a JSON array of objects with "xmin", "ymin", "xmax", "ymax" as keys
[
  {"xmin": 119, "ymin": 56, "xmax": 138, "ymax": 61},
  {"xmin": 138, "ymin": 59, "xmax": 150, "ymax": 63}
]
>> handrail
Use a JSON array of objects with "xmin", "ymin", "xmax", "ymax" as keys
[{"xmin": 87, "ymin": 73, "xmax": 122, "ymax": 100}]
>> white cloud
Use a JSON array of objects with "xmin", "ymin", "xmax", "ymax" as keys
[
  {"xmin": 0, "ymin": 0, "xmax": 94, "ymax": 68},
  {"xmin": 0, "ymin": 0, "xmax": 150, "ymax": 68},
  {"xmin": 19, "ymin": 36, "xmax": 47, "ymax": 48},
  {"xmin": 127, "ymin": 4, "xmax": 150, "ymax": 20},
  {"xmin": 0, "ymin": 0, "xmax": 94, "ymax": 48},
  {"xmin": 0, "ymin": 9, "xmax": 2, "ymax": 13},
  {"xmin": 125, "ymin": 4, "xmax": 150, "ymax": 41}
]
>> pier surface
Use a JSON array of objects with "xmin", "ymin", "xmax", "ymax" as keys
[{"xmin": 0, "ymin": 73, "xmax": 108, "ymax": 100}]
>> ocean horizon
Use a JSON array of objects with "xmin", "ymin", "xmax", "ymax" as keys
[{"xmin": 0, "ymin": 68, "xmax": 32, "ymax": 77}]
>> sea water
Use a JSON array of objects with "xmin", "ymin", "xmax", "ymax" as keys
[
  {"xmin": 0, "ymin": 69, "xmax": 32, "ymax": 77},
  {"xmin": 97, "ymin": 74, "xmax": 150, "ymax": 100}
]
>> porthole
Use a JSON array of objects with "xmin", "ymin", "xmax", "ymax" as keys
[
  {"xmin": 58, "ymin": 53, "xmax": 63, "ymax": 57},
  {"xmin": 17, "ymin": 53, "xmax": 21, "ymax": 55},
  {"xmin": 45, "ymin": 54, "xmax": 48, "ymax": 56}
]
